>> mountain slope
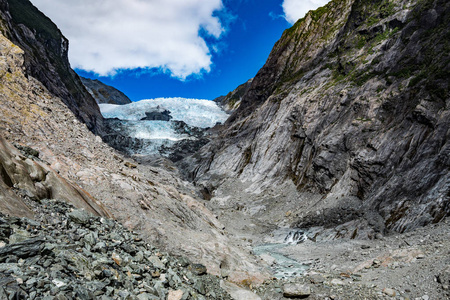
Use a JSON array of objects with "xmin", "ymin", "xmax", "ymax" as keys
[
  {"xmin": 214, "ymin": 78, "xmax": 253, "ymax": 113},
  {"xmin": 183, "ymin": 0, "xmax": 449, "ymax": 236},
  {"xmin": 0, "ymin": 0, "xmax": 103, "ymax": 133},
  {"xmin": 81, "ymin": 77, "xmax": 132, "ymax": 105}
]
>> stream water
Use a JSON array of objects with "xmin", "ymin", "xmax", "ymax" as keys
[{"xmin": 253, "ymin": 229, "xmax": 310, "ymax": 279}]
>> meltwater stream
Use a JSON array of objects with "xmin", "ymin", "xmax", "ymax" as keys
[{"xmin": 253, "ymin": 229, "xmax": 310, "ymax": 279}]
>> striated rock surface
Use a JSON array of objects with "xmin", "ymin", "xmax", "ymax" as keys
[
  {"xmin": 81, "ymin": 76, "xmax": 132, "ymax": 105},
  {"xmin": 182, "ymin": 0, "xmax": 450, "ymax": 237}
]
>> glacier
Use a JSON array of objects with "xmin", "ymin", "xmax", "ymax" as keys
[
  {"xmin": 99, "ymin": 98, "xmax": 229, "ymax": 155},
  {"xmin": 100, "ymin": 98, "xmax": 228, "ymax": 128}
]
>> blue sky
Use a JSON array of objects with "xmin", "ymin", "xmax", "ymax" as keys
[{"xmin": 31, "ymin": 0, "xmax": 329, "ymax": 101}]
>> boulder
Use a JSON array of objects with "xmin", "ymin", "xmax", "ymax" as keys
[{"xmin": 283, "ymin": 283, "xmax": 311, "ymax": 298}]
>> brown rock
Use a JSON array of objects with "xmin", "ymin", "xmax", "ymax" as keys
[
  {"xmin": 382, "ymin": 288, "xmax": 396, "ymax": 297},
  {"xmin": 167, "ymin": 290, "xmax": 183, "ymax": 300}
]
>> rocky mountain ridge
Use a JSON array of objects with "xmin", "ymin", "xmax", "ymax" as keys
[
  {"xmin": 0, "ymin": 0, "xmax": 104, "ymax": 133},
  {"xmin": 81, "ymin": 77, "xmax": 132, "ymax": 105},
  {"xmin": 182, "ymin": 0, "xmax": 449, "ymax": 237},
  {"xmin": 214, "ymin": 79, "xmax": 252, "ymax": 113}
]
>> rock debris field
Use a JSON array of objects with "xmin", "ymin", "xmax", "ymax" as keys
[{"xmin": 0, "ymin": 197, "xmax": 232, "ymax": 300}]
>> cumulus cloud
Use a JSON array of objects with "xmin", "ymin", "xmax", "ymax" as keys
[
  {"xmin": 282, "ymin": 0, "xmax": 330, "ymax": 24},
  {"xmin": 30, "ymin": 0, "xmax": 225, "ymax": 78}
]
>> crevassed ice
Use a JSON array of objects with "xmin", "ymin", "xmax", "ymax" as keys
[
  {"xmin": 99, "ymin": 98, "xmax": 229, "ymax": 155},
  {"xmin": 99, "ymin": 97, "xmax": 229, "ymax": 128},
  {"xmin": 118, "ymin": 120, "xmax": 188, "ymax": 141}
]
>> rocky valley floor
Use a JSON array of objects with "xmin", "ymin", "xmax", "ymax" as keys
[
  {"xmin": 194, "ymin": 178, "xmax": 450, "ymax": 299},
  {"xmin": 252, "ymin": 218, "xmax": 450, "ymax": 299}
]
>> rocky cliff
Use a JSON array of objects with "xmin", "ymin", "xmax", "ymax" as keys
[
  {"xmin": 0, "ymin": 0, "xmax": 103, "ymax": 133},
  {"xmin": 214, "ymin": 78, "xmax": 253, "ymax": 113},
  {"xmin": 1, "ymin": 0, "xmax": 449, "ymax": 297},
  {"xmin": 0, "ymin": 29, "xmax": 109, "ymax": 219},
  {"xmin": 81, "ymin": 77, "xmax": 132, "ymax": 105},
  {"xmin": 183, "ymin": 0, "xmax": 449, "ymax": 237}
]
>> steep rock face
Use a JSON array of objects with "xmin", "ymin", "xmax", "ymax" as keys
[
  {"xmin": 81, "ymin": 77, "xmax": 132, "ymax": 105},
  {"xmin": 0, "ymin": 0, "xmax": 103, "ymax": 133},
  {"xmin": 184, "ymin": 0, "xmax": 449, "ymax": 235},
  {"xmin": 0, "ymin": 32, "xmax": 109, "ymax": 219},
  {"xmin": 214, "ymin": 78, "xmax": 253, "ymax": 113}
]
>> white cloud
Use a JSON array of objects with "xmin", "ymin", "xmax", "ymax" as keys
[
  {"xmin": 30, "ymin": 0, "xmax": 225, "ymax": 79},
  {"xmin": 282, "ymin": 0, "xmax": 330, "ymax": 24}
]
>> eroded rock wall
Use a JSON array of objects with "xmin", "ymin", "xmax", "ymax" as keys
[
  {"xmin": 184, "ymin": 0, "xmax": 450, "ymax": 235},
  {"xmin": 81, "ymin": 77, "xmax": 132, "ymax": 105}
]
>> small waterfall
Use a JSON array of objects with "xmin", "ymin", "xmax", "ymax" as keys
[{"xmin": 284, "ymin": 230, "xmax": 307, "ymax": 245}]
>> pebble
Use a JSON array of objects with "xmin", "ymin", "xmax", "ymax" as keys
[
  {"xmin": 382, "ymin": 288, "xmax": 396, "ymax": 297},
  {"xmin": 331, "ymin": 279, "xmax": 345, "ymax": 286}
]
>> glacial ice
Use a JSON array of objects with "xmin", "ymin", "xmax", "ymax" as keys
[
  {"xmin": 99, "ymin": 98, "xmax": 229, "ymax": 155},
  {"xmin": 99, "ymin": 97, "xmax": 228, "ymax": 128}
]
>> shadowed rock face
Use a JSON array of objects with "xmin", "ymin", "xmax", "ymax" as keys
[
  {"xmin": 81, "ymin": 77, "xmax": 132, "ymax": 105},
  {"xmin": 141, "ymin": 109, "xmax": 173, "ymax": 121},
  {"xmin": 0, "ymin": 0, "xmax": 104, "ymax": 134},
  {"xmin": 182, "ymin": 0, "xmax": 450, "ymax": 235}
]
